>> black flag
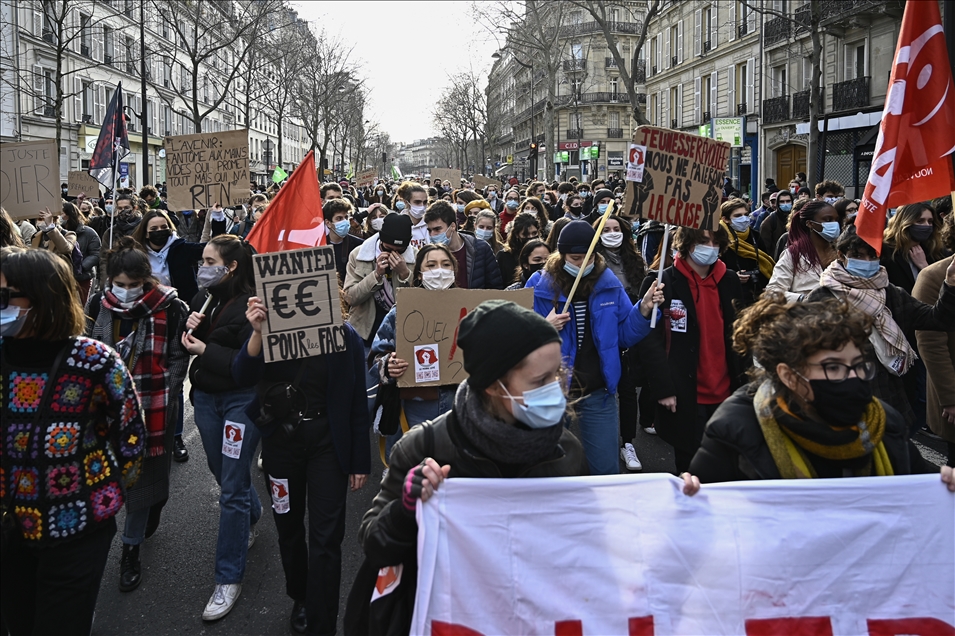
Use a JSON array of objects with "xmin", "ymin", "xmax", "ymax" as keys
[{"xmin": 88, "ymin": 82, "xmax": 130, "ymax": 188}]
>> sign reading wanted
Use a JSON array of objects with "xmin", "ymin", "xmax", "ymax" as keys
[
  {"xmin": 253, "ymin": 246, "xmax": 348, "ymax": 363},
  {"xmin": 164, "ymin": 129, "xmax": 249, "ymax": 211},
  {"xmin": 620, "ymin": 126, "xmax": 730, "ymax": 231},
  {"xmin": 0, "ymin": 140, "xmax": 60, "ymax": 220},
  {"xmin": 394, "ymin": 288, "xmax": 533, "ymax": 388}
]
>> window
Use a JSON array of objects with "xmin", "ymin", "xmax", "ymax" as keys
[
  {"xmin": 610, "ymin": 77, "xmax": 619, "ymax": 99},
  {"xmin": 82, "ymin": 80, "xmax": 93, "ymax": 117},
  {"xmin": 650, "ymin": 36, "xmax": 658, "ymax": 73},
  {"xmin": 772, "ymin": 65, "xmax": 787, "ymax": 97},
  {"xmin": 571, "ymin": 43, "xmax": 583, "ymax": 60},
  {"xmin": 609, "ymin": 7, "xmax": 619, "ymax": 22},
  {"xmin": 609, "ymin": 111, "xmax": 620, "ymax": 128},
  {"xmin": 80, "ymin": 14, "xmax": 91, "ymax": 56},
  {"xmin": 571, "ymin": 112, "xmax": 582, "ymax": 130},
  {"xmin": 670, "ymin": 85, "xmax": 682, "ymax": 127},
  {"xmin": 570, "ymin": 10, "xmax": 582, "ymax": 25},
  {"xmin": 125, "ymin": 37, "xmax": 136, "ymax": 75},
  {"xmin": 104, "ymin": 26, "xmax": 114, "ymax": 63},
  {"xmin": 845, "ymin": 41, "xmax": 867, "ymax": 80}
]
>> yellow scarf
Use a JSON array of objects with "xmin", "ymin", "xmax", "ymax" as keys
[
  {"xmin": 720, "ymin": 220, "xmax": 775, "ymax": 280},
  {"xmin": 753, "ymin": 381, "xmax": 893, "ymax": 479}
]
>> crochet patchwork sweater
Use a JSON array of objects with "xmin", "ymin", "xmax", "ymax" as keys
[{"xmin": 2, "ymin": 337, "xmax": 145, "ymax": 545}]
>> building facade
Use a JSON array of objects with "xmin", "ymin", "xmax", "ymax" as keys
[{"xmin": 1, "ymin": 0, "xmax": 315, "ymax": 188}]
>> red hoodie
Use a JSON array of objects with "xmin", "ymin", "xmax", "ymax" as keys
[{"xmin": 674, "ymin": 256, "xmax": 731, "ymax": 404}]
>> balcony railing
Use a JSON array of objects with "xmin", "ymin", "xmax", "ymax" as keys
[
  {"xmin": 762, "ymin": 95, "xmax": 790, "ymax": 124},
  {"xmin": 671, "ymin": 55, "xmax": 678, "ymax": 67},
  {"xmin": 737, "ymin": 22, "xmax": 749, "ymax": 38},
  {"xmin": 607, "ymin": 128, "xmax": 624, "ymax": 138},
  {"xmin": 764, "ymin": 16, "xmax": 790, "ymax": 46},
  {"xmin": 703, "ymin": 40, "xmax": 711, "ymax": 53},
  {"xmin": 671, "ymin": 118, "xmax": 679, "ymax": 129},
  {"xmin": 558, "ymin": 92, "xmax": 628, "ymax": 106},
  {"xmin": 820, "ymin": 0, "xmax": 897, "ymax": 23},
  {"xmin": 832, "ymin": 76, "xmax": 869, "ymax": 111},
  {"xmin": 566, "ymin": 129, "xmax": 584, "ymax": 139},
  {"xmin": 557, "ymin": 20, "xmax": 644, "ymax": 38},
  {"xmin": 795, "ymin": 4, "xmax": 811, "ymax": 34},
  {"xmin": 737, "ymin": 103, "xmax": 748, "ymax": 116},
  {"xmin": 793, "ymin": 90, "xmax": 810, "ymax": 120},
  {"xmin": 634, "ymin": 59, "xmax": 646, "ymax": 83},
  {"xmin": 563, "ymin": 59, "xmax": 586, "ymax": 72},
  {"xmin": 702, "ymin": 110, "xmax": 711, "ymax": 124}
]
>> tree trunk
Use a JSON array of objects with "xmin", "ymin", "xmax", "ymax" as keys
[
  {"xmin": 807, "ymin": 0, "xmax": 823, "ymax": 189},
  {"xmin": 277, "ymin": 118, "xmax": 284, "ymax": 168},
  {"xmin": 544, "ymin": 68, "xmax": 557, "ymax": 182}
]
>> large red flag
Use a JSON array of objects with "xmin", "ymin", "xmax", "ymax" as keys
[
  {"xmin": 246, "ymin": 150, "xmax": 325, "ymax": 254},
  {"xmin": 855, "ymin": 0, "xmax": 955, "ymax": 255}
]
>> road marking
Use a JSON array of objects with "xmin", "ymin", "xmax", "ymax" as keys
[{"xmin": 913, "ymin": 438, "xmax": 945, "ymax": 469}]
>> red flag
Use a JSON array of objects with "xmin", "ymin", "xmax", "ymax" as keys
[
  {"xmin": 855, "ymin": 0, "xmax": 955, "ymax": 255},
  {"xmin": 246, "ymin": 150, "xmax": 325, "ymax": 254}
]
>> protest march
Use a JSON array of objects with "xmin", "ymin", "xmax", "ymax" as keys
[{"xmin": 2, "ymin": 0, "xmax": 955, "ymax": 634}]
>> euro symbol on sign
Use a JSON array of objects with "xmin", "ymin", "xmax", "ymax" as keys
[
  {"xmin": 271, "ymin": 283, "xmax": 294, "ymax": 319},
  {"xmin": 270, "ymin": 280, "xmax": 323, "ymax": 319},
  {"xmin": 295, "ymin": 280, "xmax": 321, "ymax": 317}
]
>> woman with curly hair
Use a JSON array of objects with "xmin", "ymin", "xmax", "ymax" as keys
[
  {"xmin": 682, "ymin": 295, "xmax": 952, "ymax": 493},
  {"xmin": 765, "ymin": 199, "xmax": 841, "ymax": 301}
]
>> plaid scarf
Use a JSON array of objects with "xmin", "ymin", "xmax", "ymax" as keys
[
  {"xmin": 98, "ymin": 285, "xmax": 178, "ymax": 457},
  {"xmin": 819, "ymin": 261, "xmax": 916, "ymax": 376}
]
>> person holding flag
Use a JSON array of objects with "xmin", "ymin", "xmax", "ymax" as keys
[{"xmin": 87, "ymin": 82, "xmax": 130, "ymax": 249}]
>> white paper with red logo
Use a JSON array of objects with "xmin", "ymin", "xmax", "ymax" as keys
[
  {"xmin": 269, "ymin": 476, "xmax": 290, "ymax": 514},
  {"xmin": 221, "ymin": 420, "xmax": 245, "ymax": 459},
  {"xmin": 414, "ymin": 344, "xmax": 440, "ymax": 383},
  {"xmin": 626, "ymin": 144, "xmax": 647, "ymax": 183},
  {"xmin": 412, "ymin": 474, "xmax": 954, "ymax": 636}
]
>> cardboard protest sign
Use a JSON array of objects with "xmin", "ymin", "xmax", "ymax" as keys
[
  {"xmin": 68, "ymin": 170, "xmax": 102, "ymax": 197},
  {"xmin": 430, "ymin": 168, "xmax": 461, "ymax": 185},
  {"xmin": 472, "ymin": 175, "xmax": 497, "ymax": 190},
  {"xmin": 253, "ymin": 246, "xmax": 347, "ymax": 363},
  {"xmin": 356, "ymin": 168, "xmax": 377, "ymax": 188},
  {"xmin": 620, "ymin": 126, "xmax": 730, "ymax": 231},
  {"xmin": 394, "ymin": 288, "xmax": 534, "ymax": 388},
  {"xmin": 0, "ymin": 140, "xmax": 60, "ymax": 220},
  {"xmin": 164, "ymin": 129, "xmax": 249, "ymax": 211}
]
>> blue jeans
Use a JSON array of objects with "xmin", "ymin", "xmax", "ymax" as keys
[
  {"xmin": 193, "ymin": 387, "xmax": 263, "ymax": 584},
  {"xmin": 574, "ymin": 388, "xmax": 620, "ymax": 475},
  {"xmin": 385, "ymin": 388, "xmax": 455, "ymax": 460}
]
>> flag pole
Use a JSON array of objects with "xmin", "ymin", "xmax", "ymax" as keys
[
  {"xmin": 561, "ymin": 200, "xmax": 616, "ymax": 315},
  {"xmin": 109, "ymin": 138, "xmax": 119, "ymax": 247},
  {"xmin": 649, "ymin": 224, "xmax": 671, "ymax": 329}
]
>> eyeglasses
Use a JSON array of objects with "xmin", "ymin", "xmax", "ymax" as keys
[
  {"xmin": 0, "ymin": 287, "xmax": 27, "ymax": 310},
  {"xmin": 805, "ymin": 359, "xmax": 876, "ymax": 382}
]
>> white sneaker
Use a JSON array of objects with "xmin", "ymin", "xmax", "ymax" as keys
[
  {"xmin": 248, "ymin": 528, "xmax": 257, "ymax": 549},
  {"xmin": 620, "ymin": 443, "xmax": 642, "ymax": 471},
  {"xmin": 202, "ymin": 583, "xmax": 241, "ymax": 621},
  {"xmin": 643, "ymin": 426, "xmax": 657, "ymax": 435},
  {"xmin": 257, "ymin": 453, "xmax": 263, "ymax": 470}
]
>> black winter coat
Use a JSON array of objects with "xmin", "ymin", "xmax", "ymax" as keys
[
  {"xmin": 187, "ymin": 289, "xmax": 253, "ymax": 395},
  {"xmin": 880, "ymin": 246, "xmax": 938, "ymax": 294},
  {"xmin": 636, "ymin": 265, "xmax": 746, "ymax": 454},
  {"xmin": 162, "ymin": 238, "xmax": 204, "ymax": 303},
  {"xmin": 719, "ymin": 229, "xmax": 769, "ymax": 307},
  {"xmin": 689, "ymin": 385, "xmax": 932, "ymax": 481}
]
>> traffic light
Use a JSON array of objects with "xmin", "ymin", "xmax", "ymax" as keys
[{"xmin": 529, "ymin": 142, "xmax": 538, "ymax": 159}]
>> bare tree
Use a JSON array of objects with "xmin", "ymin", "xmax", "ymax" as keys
[
  {"xmin": 568, "ymin": 0, "xmax": 659, "ymax": 126},
  {"xmin": 433, "ymin": 68, "xmax": 490, "ymax": 175},
  {"xmin": 263, "ymin": 25, "xmax": 313, "ymax": 167},
  {"xmin": 3, "ymin": 0, "xmax": 132, "ymax": 152},
  {"xmin": 151, "ymin": 0, "xmax": 292, "ymax": 133}
]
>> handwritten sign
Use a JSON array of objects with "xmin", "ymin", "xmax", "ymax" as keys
[
  {"xmin": 430, "ymin": 168, "xmax": 461, "ymax": 186},
  {"xmin": 253, "ymin": 246, "xmax": 347, "ymax": 363},
  {"xmin": 356, "ymin": 168, "xmax": 377, "ymax": 188},
  {"xmin": 164, "ymin": 129, "xmax": 249, "ymax": 211},
  {"xmin": 620, "ymin": 126, "xmax": 730, "ymax": 231},
  {"xmin": 395, "ymin": 288, "xmax": 534, "ymax": 388},
  {"xmin": 67, "ymin": 170, "xmax": 102, "ymax": 197},
  {"xmin": 472, "ymin": 175, "xmax": 497, "ymax": 191},
  {"xmin": 0, "ymin": 140, "xmax": 60, "ymax": 220}
]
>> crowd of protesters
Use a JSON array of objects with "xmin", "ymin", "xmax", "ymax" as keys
[{"xmin": 2, "ymin": 167, "xmax": 954, "ymax": 636}]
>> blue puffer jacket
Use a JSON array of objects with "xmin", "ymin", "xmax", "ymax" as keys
[
  {"xmin": 527, "ymin": 266, "xmax": 653, "ymax": 395},
  {"xmin": 461, "ymin": 233, "xmax": 504, "ymax": 290}
]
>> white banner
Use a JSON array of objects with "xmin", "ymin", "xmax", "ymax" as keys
[{"xmin": 412, "ymin": 474, "xmax": 954, "ymax": 636}]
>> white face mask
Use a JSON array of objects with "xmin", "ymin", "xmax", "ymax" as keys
[
  {"xmin": 371, "ymin": 217, "xmax": 384, "ymax": 231},
  {"xmin": 111, "ymin": 284, "xmax": 144, "ymax": 304},
  {"xmin": 420, "ymin": 268, "xmax": 455, "ymax": 290},
  {"xmin": 600, "ymin": 232, "xmax": 623, "ymax": 248},
  {"xmin": 409, "ymin": 204, "xmax": 426, "ymax": 219}
]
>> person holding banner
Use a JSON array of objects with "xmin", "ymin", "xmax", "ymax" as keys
[
  {"xmin": 683, "ymin": 295, "xmax": 946, "ymax": 491},
  {"xmin": 636, "ymin": 226, "xmax": 745, "ymax": 474},
  {"xmin": 179, "ymin": 235, "xmax": 263, "ymax": 622},
  {"xmin": 529, "ymin": 221, "xmax": 664, "ymax": 475},
  {"xmin": 352, "ymin": 300, "xmax": 588, "ymax": 635},
  {"xmin": 232, "ymin": 296, "xmax": 370, "ymax": 635},
  {"xmin": 718, "ymin": 199, "xmax": 774, "ymax": 307},
  {"xmin": 765, "ymin": 200, "xmax": 841, "ymax": 302}
]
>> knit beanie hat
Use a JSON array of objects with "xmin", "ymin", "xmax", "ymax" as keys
[
  {"xmin": 557, "ymin": 220, "xmax": 595, "ymax": 255},
  {"xmin": 457, "ymin": 300, "xmax": 560, "ymax": 391},
  {"xmin": 378, "ymin": 213, "xmax": 412, "ymax": 249},
  {"xmin": 594, "ymin": 188, "xmax": 614, "ymax": 202}
]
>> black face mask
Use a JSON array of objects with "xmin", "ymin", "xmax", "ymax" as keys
[
  {"xmin": 808, "ymin": 377, "xmax": 873, "ymax": 427},
  {"xmin": 149, "ymin": 229, "xmax": 172, "ymax": 246},
  {"xmin": 908, "ymin": 225, "xmax": 934, "ymax": 243},
  {"xmin": 524, "ymin": 262, "xmax": 545, "ymax": 278}
]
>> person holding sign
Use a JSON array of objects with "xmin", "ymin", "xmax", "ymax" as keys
[
  {"xmin": 528, "ymin": 221, "xmax": 664, "ymax": 475},
  {"xmin": 179, "ymin": 235, "xmax": 263, "ymax": 622},
  {"xmin": 350, "ymin": 300, "xmax": 588, "ymax": 635},
  {"xmin": 231, "ymin": 297, "xmax": 370, "ymax": 635},
  {"xmin": 636, "ymin": 226, "xmax": 746, "ymax": 474},
  {"xmin": 682, "ymin": 296, "xmax": 950, "ymax": 492}
]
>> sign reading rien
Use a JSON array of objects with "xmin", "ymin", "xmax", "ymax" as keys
[
  {"xmin": 164, "ymin": 129, "xmax": 250, "ymax": 211},
  {"xmin": 253, "ymin": 246, "xmax": 347, "ymax": 363}
]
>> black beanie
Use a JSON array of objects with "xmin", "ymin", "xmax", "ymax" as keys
[
  {"xmin": 378, "ymin": 213, "xmax": 412, "ymax": 249},
  {"xmin": 594, "ymin": 188, "xmax": 614, "ymax": 202},
  {"xmin": 557, "ymin": 220, "xmax": 595, "ymax": 255},
  {"xmin": 457, "ymin": 300, "xmax": 560, "ymax": 391}
]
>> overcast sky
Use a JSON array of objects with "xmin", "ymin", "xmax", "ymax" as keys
[{"xmin": 291, "ymin": 1, "xmax": 501, "ymax": 145}]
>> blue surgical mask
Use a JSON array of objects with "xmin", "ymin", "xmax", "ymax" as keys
[
  {"xmin": 456, "ymin": 203, "xmax": 465, "ymax": 213},
  {"xmin": 333, "ymin": 219, "xmax": 351, "ymax": 237},
  {"xmin": 506, "ymin": 200, "xmax": 519, "ymax": 210},
  {"xmin": 430, "ymin": 229, "xmax": 451, "ymax": 245},
  {"xmin": 0, "ymin": 306, "xmax": 30, "ymax": 338},
  {"xmin": 498, "ymin": 380, "xmax": 566, "ymax": 429},
  {"xmin": 395, "ymin": 200, "xmax": 406, "ymax": 211},
  {"xmin": 778, "ymin": 203, "xmax": 792, "ymax": 213},
  {"xmin": 824, "ymin": 196, "xmax": 840, "ymax": 205},
  {"xmin": 845, "ymin": 258, "xmax": 881, "ymax": 278},
  {"xmin": 563, "ymin": 260, "xmax": 594, "ymax": 278},
  {"xmin": 597, "ymin": 203, "xmax": 609, "ymax": 214},
  {"xmin": 730, "ymin": 216, "xmax": 751, "ymax": 232},
  {"xmin": 814, "ymin": 221, "xmax": 841, "ymax": 241},
  {"xmin": 475, "ymin": 228, "xmax": 494, "ymax": 241},
  {"xmin": 690, "ymin": 244, "xmax": 719, "ymax": 266},
  {"xmin": 105, "ymin": 204, "xmax": 114, "ymax": 214}
]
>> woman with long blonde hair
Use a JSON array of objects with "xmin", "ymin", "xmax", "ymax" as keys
[{"xmin": 880, "ymin": 202, "xmax": 944, "ymax": 293}]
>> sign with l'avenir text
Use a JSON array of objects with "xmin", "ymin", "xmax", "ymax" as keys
[
  {"xmin": 620, "ymin": 126, "xmax": 730, "ymax": 231},
  {"xmin": 394, "ymin": 288, "xmax": 534, "ymax": 388},
  {"xmin": 253, "ymin": 246, "xmax": 347, "ymax": 363},
  {"xmin": 164, "ymin": 129, "xmax": 249, "ymax": 211}
]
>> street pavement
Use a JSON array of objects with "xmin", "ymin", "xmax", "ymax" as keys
[{"xmin": 91, "ymin": 389, "xmax": 944, "ymax": 635}]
